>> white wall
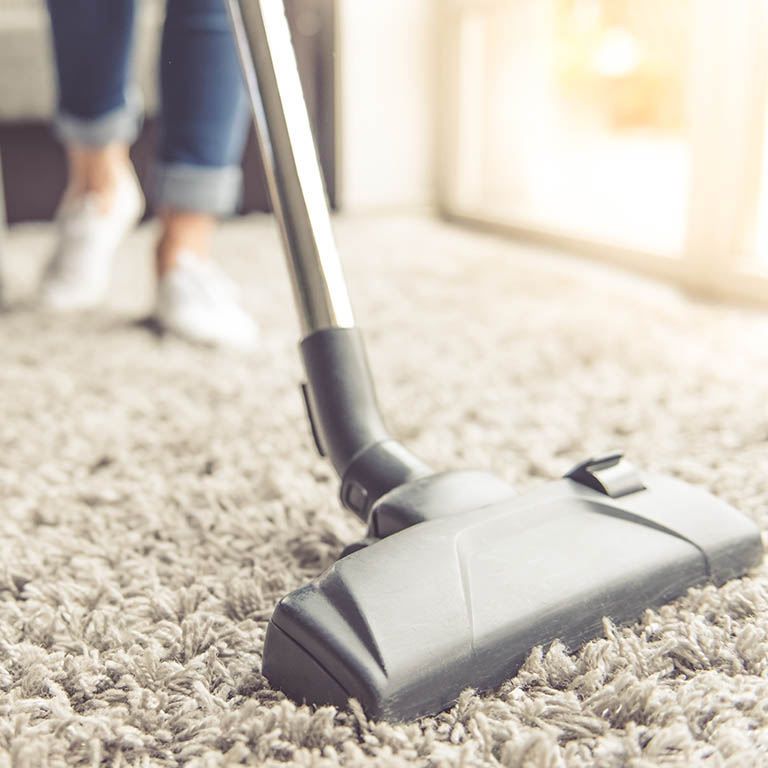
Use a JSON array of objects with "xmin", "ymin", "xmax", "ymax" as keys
[{"xmin": 335, "ymin": 0, "xmax": 437, "ymax": 212}]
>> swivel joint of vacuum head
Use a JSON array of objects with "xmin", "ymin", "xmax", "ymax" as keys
[{"xmin": 300, "ymin": 326, "xmax": 432, "ymax": 521}]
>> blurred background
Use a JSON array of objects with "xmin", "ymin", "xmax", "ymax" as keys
[
  {"xmin": 438, "ymin": 0, "xmax": 768, "ymax": 303},
  {"xmin": 1, "ymin": 0, "xmax": 768, "ymax": 305}
]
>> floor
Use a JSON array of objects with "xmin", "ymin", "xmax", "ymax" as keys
[{"xmin": 0, "ymin": 215, "xmax": 766, "ymax": 766}]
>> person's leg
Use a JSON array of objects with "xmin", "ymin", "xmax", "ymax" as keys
[
  {"xmin": 46, "ymin": 0, "xmax": 141, "ymax": 206},
  {"xmin": 155, "ymin": 0, "xmax": 251, "ymax": 273},
  {"xmin": 42, "ymin": 0, "xmax": 144, "ymax": 309},
  {"xmin": 153, "ymin": 0, "xmax": 256, "ymax": 348}
]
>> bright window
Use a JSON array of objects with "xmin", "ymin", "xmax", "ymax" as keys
[{"xmin": 440, "ymin": 0, "xmax": 768, "ymax": 303}]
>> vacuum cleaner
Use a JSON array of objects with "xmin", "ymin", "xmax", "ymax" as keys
[{"xmin": 227, "ymin": 0, "xmax": 764, "ymax": 722}]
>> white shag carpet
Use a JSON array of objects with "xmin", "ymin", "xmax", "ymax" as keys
[{"xmin": 0, "ymin": 215, "xmax": 767, "ymax": 767}]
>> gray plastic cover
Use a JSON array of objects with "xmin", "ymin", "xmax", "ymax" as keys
[{"xmin": 262, "ymin": 472, "xmax": 763, "ymax": 721}]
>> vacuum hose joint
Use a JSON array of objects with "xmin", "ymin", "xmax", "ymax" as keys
[{"xmin": 300, "ymin": 327, "xmax": 431, "ymax": 521}]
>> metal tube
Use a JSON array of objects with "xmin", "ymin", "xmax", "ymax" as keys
[{"xmin": 228, "ymin": 0, "xmax": 354, "ymax": 334}]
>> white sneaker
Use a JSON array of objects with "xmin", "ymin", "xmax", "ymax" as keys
[
  {"xmin": 154, "ymin": 251, "xmax": 258, "ymax": 350},
  {"xmin": 39, "ymin": 167, "xmax": 144, "ymax": 311}
]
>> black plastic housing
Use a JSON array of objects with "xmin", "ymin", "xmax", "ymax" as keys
[
  {"xmin": 262, "ymin": 469, "xmax": 763, "ymax": 721},
  {"xmin": 300, "ymin": 327, "xmax": 431, "ymax": 520}
]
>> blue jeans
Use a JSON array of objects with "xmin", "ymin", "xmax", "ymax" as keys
[{"xmin": 46, "ymin": 0, "xmax": 251, "ymax": 215}]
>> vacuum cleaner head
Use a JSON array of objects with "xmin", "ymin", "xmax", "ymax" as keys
[{"xmin": 262, "ymin": 456, "xmax": 763, "ymax": 722}]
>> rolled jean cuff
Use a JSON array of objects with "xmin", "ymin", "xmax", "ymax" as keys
[
  {"xmin": 53, "ymin": 89, "xmax": 143, "ymax": 148},
  {"xmin": 153, "ymin": 163, "xmax": 243, "ymax": 216}
]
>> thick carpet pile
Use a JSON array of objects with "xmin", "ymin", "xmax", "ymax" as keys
[{"xmin": 0, "ymin": 216, "xmax": 766, "ymax": 767}]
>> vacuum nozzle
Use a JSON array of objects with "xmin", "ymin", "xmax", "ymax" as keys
[{"xmin": 262, "ymin": 459, "xmax": 763, "ymax": 721}]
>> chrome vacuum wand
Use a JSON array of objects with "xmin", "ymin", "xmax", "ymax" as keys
[{"xmin": 228, "ymin": 0, "xmax": 352, "ymax": 335}]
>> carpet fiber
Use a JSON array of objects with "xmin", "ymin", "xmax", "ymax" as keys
[{"xmin": 1, "ymin": 216, "xmax": 767, "ymax": 767}]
